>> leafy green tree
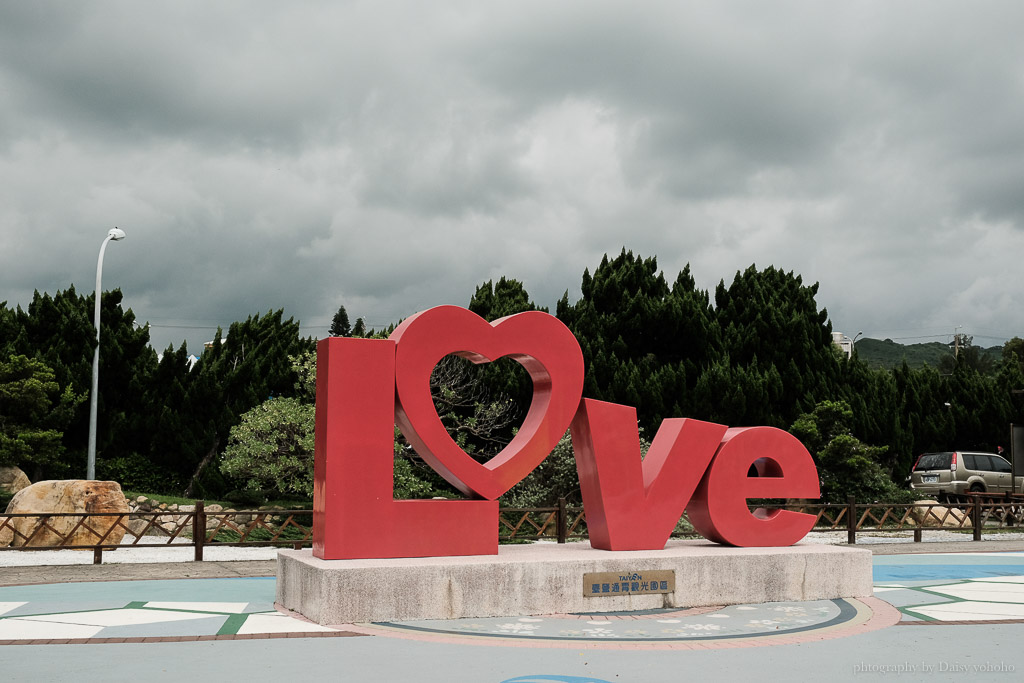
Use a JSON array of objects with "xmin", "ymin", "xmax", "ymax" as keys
[
  {"xmin": 500, "ymin": 429, "xmax": 652, "ymax": 508},
  {"xmin": 0, "ymin": 355, "xmax": 82, "ymax": 478},
  {"xmin": 713, "ymin": 265, "xmax": 839, "ymax": 426},
  {"xmin": 467, "ymin": 277, "xmax": 542, "ymax": 412},
  {"xmin": 220, "ymin": 397, "xmax": 315, "ymax": 499},
  {"xmin": 289, "ymin": 350, "xmax": 317, "ymax": 401},
  {"xmin": 556, "ymin": 249, "xmax": 720, "ymax": 431},
  {"xmin": 1002, "ymin": 337, "xmax": 1024, "ymax": 370},
  {"xmin": 2, "ymin": 287, "xmax": 157, "ymax": 478},
  {"xmin": 790, "ymin": 400, "xmax": 911, "ymax": 503},
  {"xmin": 181, "ymin": 310, "xmax": 315, "ymax": 496},
  {"xmin": 424, "ymin": 356, "xmax": 520, "ymax": 458},
  {"xmin": 939, "ymin": 335, "xmax": 994, "ymax": 375},
  {"xmin": 330, "ymin": 305, "xmax": 351, "ymax": 337},
  {"xmin": 136, "ymin": 342, "xmax": 202, "ymax": 492},
  {"xmin": 216, "ymin": 350, "xmax": 319, "ymax": 501},
  {"xmin": 469, "ymin": 277, "xmax": 544, "ymax": 321}
]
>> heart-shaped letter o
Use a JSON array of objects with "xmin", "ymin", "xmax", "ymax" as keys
[{"xmin": 392, "ymin": 306, "xmax": 585, "ymax": 500}]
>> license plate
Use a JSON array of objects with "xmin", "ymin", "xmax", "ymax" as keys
[{"xmin": 922, "ymin": 475, "xmax": 938, "ymax": 483}]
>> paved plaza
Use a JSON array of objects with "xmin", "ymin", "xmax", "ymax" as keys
[{"xmin": 1, "ymin": 544, "xmax": 1023, "ymax": 682}]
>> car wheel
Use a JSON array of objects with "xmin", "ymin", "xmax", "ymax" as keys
[{"xmin": 970, "ymin": 483, "xmax": 984, "ymax": 493}]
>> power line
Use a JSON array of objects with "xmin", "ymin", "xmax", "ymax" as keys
[{"xmin": 872, "ymin": 334, "xmax": 952, "ymax": 342}]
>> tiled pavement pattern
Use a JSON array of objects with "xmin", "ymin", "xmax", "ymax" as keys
[
  {"xmin": 0, "ymin": 577, "xmax": 357, "ymax": 644},
  {"xmin": 874, "ymin": 551, "xmax": 1024, "ymax": 623},
  {"xmin": 1, "ymin": 552, "xmax": 1022, "ymax": 647}
]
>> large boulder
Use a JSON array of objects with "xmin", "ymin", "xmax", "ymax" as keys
[
  {"xmin": 4, "ymin": 480, "xmax": 129, "ymax": 547},
  {"xmin": 910, "ymin": 499, "xmax": 972, "ymax": 529},
  {"xmin": 0, "ymin": 467, "xmax": 28, "ymax": 548},
  {"xmin": 0, "ymin": 466, "xmax": 31, "ymax": 495}
]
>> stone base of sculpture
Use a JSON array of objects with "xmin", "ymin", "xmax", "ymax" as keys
[{"xmin": 276, "ymin": 540, "xmax": 872, "ymax": 625}]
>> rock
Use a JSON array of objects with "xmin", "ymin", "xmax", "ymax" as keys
[
  {"xmin": 0, "ymin": 517, "xmax": 11, "ymax": 547},
  {"xmin": 4, "ymin": 480, "xmax": 130, "ymax": 547},
  {"xmin": 0, "ymin": 466, "xmax": 31, "ymax": 495},
  {"xmin": 205, "ymin": 504, "xmax": 223, "ymax": 513},
  {"xmin": 125, "ymin": 517, "xmax": 152, "ymax": 540},
  {"xmin": 910, "ymin": 500, "xmax": 972, "ymax": 528},
  {"xmin": 135, "ymin": 495, "xmax": 147, "ymax": 504}
]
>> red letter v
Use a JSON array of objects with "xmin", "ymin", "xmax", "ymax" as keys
[{"xmin": 570, "ymin": 398, "xmax": 727, "ymax": 550}]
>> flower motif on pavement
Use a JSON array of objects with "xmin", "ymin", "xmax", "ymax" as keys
[
  {"xmin": 581, "ymin": 627, "xmax": 618, "ymax": 638},
  {"xmin": 494, "ymin": 622, "xmax": 541, "ymax": 634},
  {"xmin": 451, "ymin": 623, "xmax": 489, "ymax": 632},
  {"xmin": 659, "ymin": 623, "xmax": 724, "ymax": 637},
  {"xmin": 772, "ymin": 606, "xmax": 806, "ymax": 614},
  {"xmin": 744, "ymin": 619, "xmax": 782, "ymax": 628},
  {"xmin": 679, "ymin": 623, "xmax": 722, "ymax": 631}
]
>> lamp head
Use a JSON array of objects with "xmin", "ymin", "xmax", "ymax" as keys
[{"xmin": 108, "ymin": 227, "xmax": 126, "ymax": 241}]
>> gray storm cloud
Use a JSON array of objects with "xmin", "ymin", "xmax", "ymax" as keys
[{"xmin": 1, "ymin": 1, "xmax": 1022, "ymax": 353}]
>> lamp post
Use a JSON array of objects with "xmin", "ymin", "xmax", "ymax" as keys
[
  {"xmin": 87, "ymin": 227, "xmax": 126, "ymax": 480},
  {"xmin": 850, "ymin": 331, "xmax": 863, "ymax": 357}
]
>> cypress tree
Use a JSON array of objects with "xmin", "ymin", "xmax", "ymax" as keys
[{"xmin": 330, "ymin": 305, "xmax": 351, "ymax": 337}]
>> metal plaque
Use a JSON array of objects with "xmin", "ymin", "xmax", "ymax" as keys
[{"xmin": 583, "ymin": 570, "xmax": 675, "ymax": 597}]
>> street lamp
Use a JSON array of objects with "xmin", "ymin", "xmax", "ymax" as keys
[{"xmin": 87, "ymin": 227, "xmax": 126, "ymax": 480}]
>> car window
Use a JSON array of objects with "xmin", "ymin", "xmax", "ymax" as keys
[
  {"xmin": 977, "ymin": 455, "xmax": 995, "ymax": 470},
  {"xmin": 992, "ymin": 456, "xmax": 1012, "ymax": 473},
  {"xmin": 916, "ymin": 453, "xmax": 952, "ymax": 470},
  {"xmin": 963, "ymin": 454, "xmax": 980, "ymax": 470}
]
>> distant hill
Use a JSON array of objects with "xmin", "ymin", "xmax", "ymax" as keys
[{"xmin": 855, "ymin": 338, "xmax": 1003, "ymax": 371}]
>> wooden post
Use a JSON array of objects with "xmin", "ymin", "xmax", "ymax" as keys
[
  {"xmin": 914, "ymin": 528, "xmax": 922, "ymax": 542},
  {"xmin": 194, "ymin": 500, "xmax": 206, "ymax": 562},
  {"xmin": 93, "ymin": 546, "xmax": 103, "ymax": 565},
  {"xmin": 847, "ymin": 496, "xmax": 857, "ymax": 544},
  {"xmin": 557, "ymin": 497, "xmax": 567, "ymax": 544},
  {"xmin": 973, "ymin": 495, "xmax": 982, "ymax": 542}
]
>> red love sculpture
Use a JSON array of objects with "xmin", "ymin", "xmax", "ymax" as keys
[
  {"xmin": 313, "ymin": 337, "xmax": 496, "ymax": 560},
  {"xmin": 391, "ymin": 306, "xmax": 585, "ymax": 500},
  {"xmin": 571, "ymin": 398, "xmax": 728, "ymax": 550},
  {"xmin": 312, "ymin": 306, "xmax": 822, "ymax": 560},
  {"xmin": 687, "ymin": 427, "xmax": 821, "ymax": 546}
]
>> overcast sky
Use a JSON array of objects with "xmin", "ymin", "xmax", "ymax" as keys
[{"xmin": 1, "ymin": 1, "xmax": 1022, "ymax": 354}]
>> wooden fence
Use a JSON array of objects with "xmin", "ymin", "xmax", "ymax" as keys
[{"xmin": 2, "ymin": 493, "xmax": 1022, "ymax": 564}]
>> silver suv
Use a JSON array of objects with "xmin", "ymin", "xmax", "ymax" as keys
[{"xmin": 909, "ymin": 451, "xmax": 1022, "ymax": 498}]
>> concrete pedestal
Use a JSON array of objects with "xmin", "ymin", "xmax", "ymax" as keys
[{"xmin": 276, "ymin": 540, "xmax": 873, "ymax": 625}]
